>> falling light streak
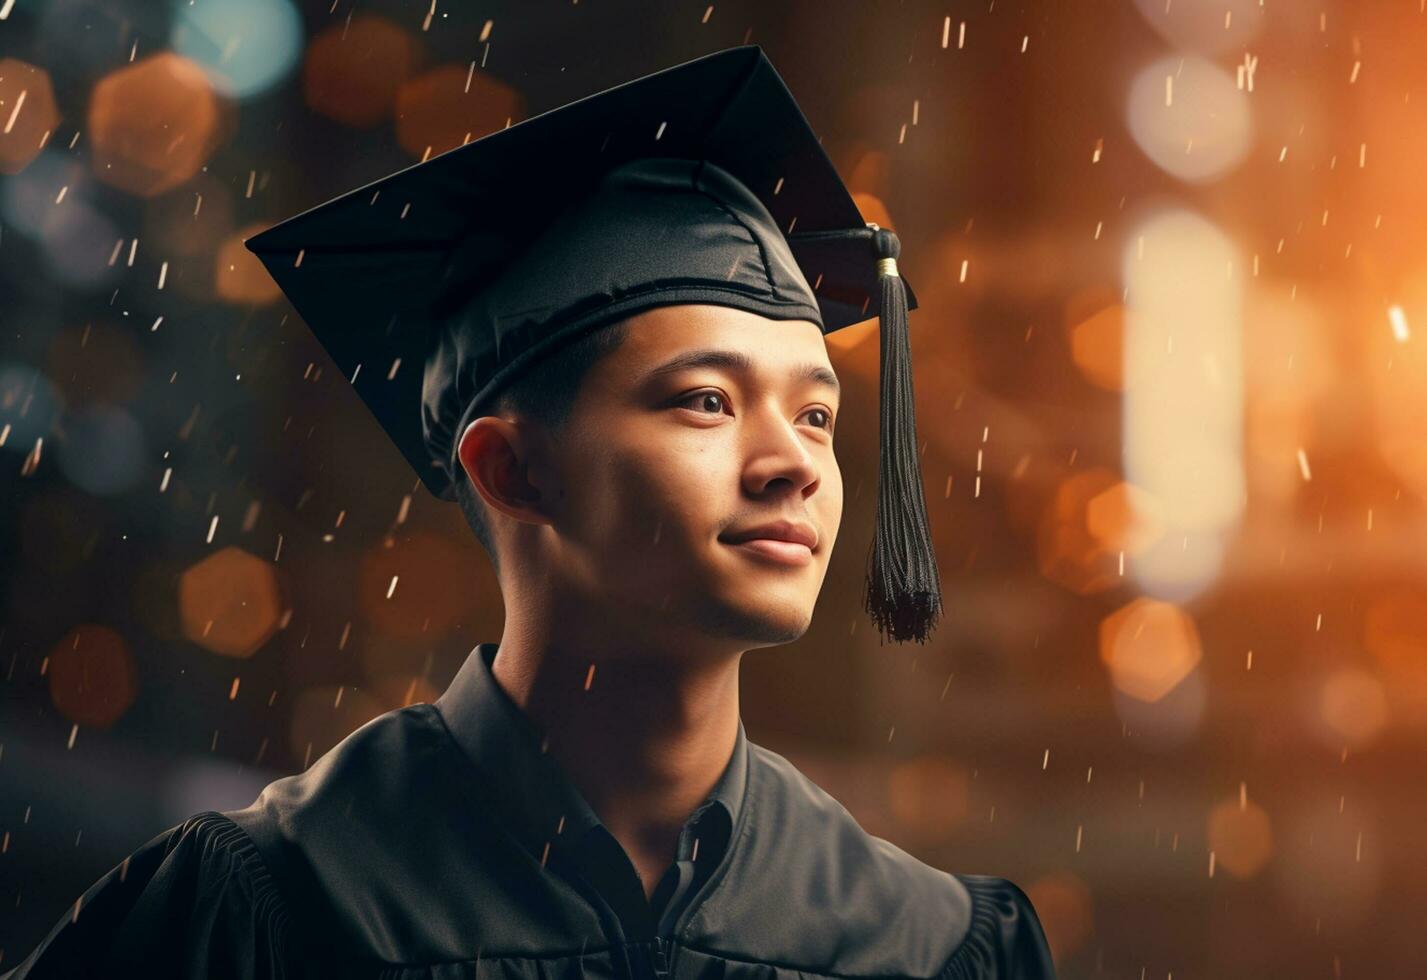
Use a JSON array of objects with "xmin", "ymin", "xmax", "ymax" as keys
[{"xmin": 1388, "ymin": 305, "xmax": 1410, "ymax": 342}]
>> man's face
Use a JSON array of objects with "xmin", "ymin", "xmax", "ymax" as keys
[{"xmin": 537, "ymin": 303, "xmax": 843, "ymax": 655}]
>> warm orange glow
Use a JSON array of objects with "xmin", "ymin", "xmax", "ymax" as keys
[
  {"xmin": 1037, "ymin": 468, "xmax": 1124, "ymax": 595},
  {"xmin": 846, "ymin": 147, "xmax": 891, "ymax": 198},
  {"xmin": 1068, "ymin": 302, "xmax": 1124, "ymax": 391},
  {"xmin": 47, "ymin": 624, "xmax": 137, "ymax": 729},
  {"xmin": 1024, "ymin": 871, "xmax": 1094, "ymax": 966},
  {"xmin": 1098, "ymin": 597, "xmax": 1202, "ymax": 702},
  {"xmin": 394, "ymin": 64, "xmax": 524, "ymax": 159},
  {"xmin": 358, "ymin": 530, "xmax": 487, "ymax": 641},
  {"xmin": 178, "ymin": 546, "xmax": 285, "ymax": 658},
  {"xmin": 1318, "ymin": 667, "xmax": 1388, "ymax": 748},
  {"xmin": 303, "ymin": 15, "xmax": 420, "ymax": 128},
  {"xmin": 0, "ymin": 58, "xmax": 59, "ymax": 176},
  {"xmin": 1206, "ymin": 797, "xmax": 1274, "ymax": 878},
  {"xmin": 1363, "ymin": 588, "xmax": 1427, "ymax": 713},
  {"xmin": 215, "ymin": 221, "xmax": 283, "ymax": 304},
  {"xmin": 885, "ymin": 755, "xmax": 970, "ymax": 843},
  {"xmin": 87, "ymin": 53, "xmax": 226, "ymax": 198},
  {"xmin": 1084, "ymin": 480, "xmax": 1165, "ymax": 556},
  {"xmin": 850, "ymin": 191, "xmax": 894, "ymax": 232}
]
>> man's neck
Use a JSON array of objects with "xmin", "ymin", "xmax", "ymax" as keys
[{"xmin": 488, "ymin": 627, "xmax": 743, "ymax": 897}]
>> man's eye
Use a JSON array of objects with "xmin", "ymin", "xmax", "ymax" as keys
[
  {"xmin": 677, "ymin": 390, "xmax": 728, "ymax": 415},
  {"xmin": 803, "ymin": 407, "xmax": 835, "ymax": 433}
]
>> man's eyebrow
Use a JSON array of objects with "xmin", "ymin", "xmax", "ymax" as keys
[{"xmin": 644, "ymin": 348, "xmax": 841, "ymax": 398}]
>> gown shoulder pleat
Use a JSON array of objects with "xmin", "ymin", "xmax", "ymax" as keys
[
  {"xmin": 938, "ymin": 874, "xmax": 1057, "ymax": 980},
  {"xmin": 0, "ymin": 810, "xmax": 298, "ymax": 980}
]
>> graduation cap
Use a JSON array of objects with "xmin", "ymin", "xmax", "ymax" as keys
[{"xmin": 245, "ymin": 44, "xmax": 942, "ymax": 645}]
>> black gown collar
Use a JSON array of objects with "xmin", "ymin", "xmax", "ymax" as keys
[{"xmin": 433, "ymin": 642, "xmax": 749, "ymax": 872}]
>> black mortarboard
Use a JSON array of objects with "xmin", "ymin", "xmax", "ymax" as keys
[{"xmin": 245, "ymin": 45, "xmax": 942, "ymax": 644}]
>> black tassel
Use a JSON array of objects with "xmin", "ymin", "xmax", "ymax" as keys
[{"xmin": 863, "ymin": 226, "xmax": 943, "ymax": 645}]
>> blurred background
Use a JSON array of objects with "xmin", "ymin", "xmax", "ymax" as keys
[{"xmin": 2, "ymin": 0, "xmax": 1424, "ymax": 975}]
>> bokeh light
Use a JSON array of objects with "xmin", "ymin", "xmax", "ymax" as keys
[
  {"xmin": 36, "ymin": 194, "xmax": 122, "ymax": 288},
  {"xmin": 46, "ymin": 624, "xmax": 138, "ymax": 730},
  {"xmin": 87, "ymin": 52, "xmax": 225, "ymax": 198},
  {"xmin": 358, "ymin": 530, "xmax": 490, "ymax": 641},
  {"xmin": 0, "ymin": 146, "xmax": 123, "ymax": 287},
  {"xmin": 1122, "ymin": 207, "xmax": 1244, "ymax": 600},
  {"xmin": 394, "ymin": 64, "xmax": 524, "ymax": 159},
  {"xmin": 216, "ymin": 221, "xmax": 283, "ymax": 303},
  {"xmin": 1315, "ymin": 666, "xmax": 1389, "ymax": 750},
  {"xmin": 178, "ymin": 546, "xmax": 286, "ymax": 658},
  {"xmin": 0, "ymin": 363, "xmax": 64, "ymax": 453},
  {"xmin": 1066, "ymin": 297, "xmax": 1124, "ymax": 392},
  {"xmin": 302, "ymin": 14, "xmax": 420, "ymax": 128},
  {"xmin": 169, "ymin": 0, "xmax": 303, "ymax": 100},
  {"xmin": 1206, "ymin": 795, "xmax": 1274, "ymax": 879},
  {"xmin": 0, "ymin": 148, "xmax": 84, "ymax": 238},
  {"xmin": 53, "ymin": 403, "xmax": 147, "ymax": 495},
  {"xmin": 0, "ymin": 58, "xmax": 59, "ymax": 176},
  {"xmin": 1098, "ymin": 597, "xmax": 1202, "ymax": 703},
  {"xmin": 1126, "ymin": 55, "xmax": 1252, "ymax": 184},
  {"xmin": 33, "ymin": 0, "xmax": 160, "ymax": 75},
  {"xmin": 1036, "ymin": 468, "xmax": 1125, "ymax": 595},
  {"xmin": 1084, "ymin": 480, "xmax": 1166, "ymax": 558},
  {"xmin": 1109, "ymin": 662, "xmax": 1207, "ymax": 749}
]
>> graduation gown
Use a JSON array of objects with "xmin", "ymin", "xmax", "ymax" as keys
[{"xmin": 2, "ymin": 643, "xmax": 1057, "ymax": 979}]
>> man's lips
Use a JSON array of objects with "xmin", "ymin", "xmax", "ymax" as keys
[
  {"xmin": 719, "ymin": 520, "xmax": 818, "ymax": 550},
  {"xmin": 722, "ymin": 537, "xmax": 814, "ymax": 566}
]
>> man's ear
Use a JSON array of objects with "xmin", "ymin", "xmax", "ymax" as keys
[{"xmin": 456, "ymin": 417, "xmax": 555, "ymax": 528}]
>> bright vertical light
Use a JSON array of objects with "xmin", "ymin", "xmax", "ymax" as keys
[{"xmin": 1122, "ymin": 208, "xmax": 1245, "ymax": 600}]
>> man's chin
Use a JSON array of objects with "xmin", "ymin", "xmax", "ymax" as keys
[{"xmin": 693, "ymin": 593, "xmax": 815, "ymax": 649}]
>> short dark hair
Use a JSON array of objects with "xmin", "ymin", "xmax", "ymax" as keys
[{"xmin": 452, "ymin": 320, "xmax": 631, "ymax": 573}]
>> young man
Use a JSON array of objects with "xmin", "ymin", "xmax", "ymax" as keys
[{"xmin": 2, "ymin": 47, "xmax": 1056, "ymax": 979}]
